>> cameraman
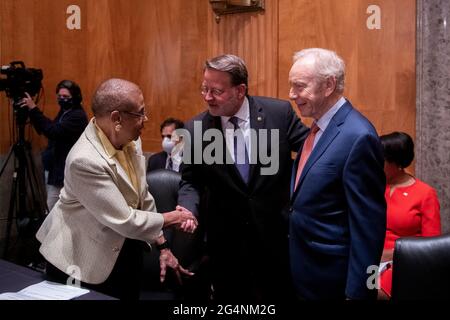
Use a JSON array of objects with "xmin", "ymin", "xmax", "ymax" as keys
[{"xmin": 20, "ymin": 80, "xmax": 88, "ymax": 210}]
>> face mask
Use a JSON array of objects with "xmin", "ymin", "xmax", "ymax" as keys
[
  {"xmin": 57, "ymin": 97, "xmax": 73, "ymax": 110},
  {"xmin": 162, "ymin": 137, "xmax": 175, "ymax": 154}
]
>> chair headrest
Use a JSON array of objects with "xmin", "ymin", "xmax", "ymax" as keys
[
  {"xmin": 146, "ymin": 169, "xmax": 181, "ymax": 213},
  {"xmin": 392, "ymin": 234, "xmax": 450, "ymax": 300},
  {"xmin": 394, "ymin": 234, "xmax": 450, "ymax": 261}
]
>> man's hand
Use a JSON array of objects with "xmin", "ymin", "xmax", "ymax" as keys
[
  {"xmin": 162, "ymin": 205, "xmax": 198, "ymax": 233},
  {"xmin": 159, "ymin": 248, "xmax": 194, "ymax": 283},
  {"xmin": 175, "ymin": 205, "xmax": 197, "ymax": 233},
  {"xmin": 179, "ymin": 218, "xmax": 196, "ymax": 233}
]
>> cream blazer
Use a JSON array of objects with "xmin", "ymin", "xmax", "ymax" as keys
[{"xmin": 36, "ymin": 119, "xmax": 164, "ymax": 284}]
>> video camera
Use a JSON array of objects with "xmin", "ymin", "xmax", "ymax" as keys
[{"xmin": 0, "ymin": 61, "xmax": 43, "ymax": 102}]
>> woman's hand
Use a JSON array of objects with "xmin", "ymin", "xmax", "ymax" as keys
[
  {"xmin": 19, "ymin": 92, "xmax": 37, "ymax": 109},
  {"xmin": 162, "ymin": 205, "xmax": 198, "ymax": 233},
  {"xmin": 159, "ymin": 248, "xmax": 194, "ymax": 283}
]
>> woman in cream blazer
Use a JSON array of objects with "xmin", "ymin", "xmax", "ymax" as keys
[{"xmin": 36, "ymin": 79, "xmax": 196, "ymax": 299}]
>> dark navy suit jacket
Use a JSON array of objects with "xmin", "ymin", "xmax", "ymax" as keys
[
  {"xmin": 147, "ymin": 151, "xmax": 168, "ymax": 172},
  {"xmin": 289, "ymin": 100, "xmax": 386, "ymax": 300},
  {"xmin": 178, "ymin": 96, "xmax": 309, "ymax": 300}
]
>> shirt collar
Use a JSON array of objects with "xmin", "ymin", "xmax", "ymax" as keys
[
  {"xmin": 316, "ymin": 96, "xmax": 346, "ymax": 132},
  {"xmin": 94, "ymin": 119, "xmax": 136, "ymax": 158},
  {"xmin": 221, "ymin": 97, "xmax": 250, "ymax": 128}
]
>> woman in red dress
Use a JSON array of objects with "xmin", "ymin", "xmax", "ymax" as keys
[{"xmin": 378, "ymin": 132, "xmax": 441, "ymax": 298}]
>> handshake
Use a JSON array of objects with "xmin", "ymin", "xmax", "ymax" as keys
[{"xmin": 162, "ymin": 205, "xmax": 198, "ymax": 233}]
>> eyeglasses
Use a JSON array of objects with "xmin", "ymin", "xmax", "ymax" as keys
[
  {"xmin": 200, "ymin": 86, "xmax": 225, "ymax": 98},
  {"xmin": 121, "ymin": 109, "xmax": 148, "ymax": 119}
]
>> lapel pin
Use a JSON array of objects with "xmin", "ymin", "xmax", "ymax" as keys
[{"xmin": 257, "ymin": 116, "xmax": 262, "ymax": 121}]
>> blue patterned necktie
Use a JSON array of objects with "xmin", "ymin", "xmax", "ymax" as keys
[{"xmin": 229, "ymin": 116, "xmax": 250, "ymax": 183}]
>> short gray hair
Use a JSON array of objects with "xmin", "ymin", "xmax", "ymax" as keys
[
  {"xmin": 205, "ymin": 54, "xmax": 248, "ymax": 93},
  {"xmin": 293, "ymin": 48, "xmax": 345, "ymax": 93},
  {"xmin": 91, "ymin": 78, "xmax": 142, "ymax": 117}
]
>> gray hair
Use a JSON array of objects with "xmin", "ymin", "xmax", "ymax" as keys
[
  {"xmin": 91, "ymin": 78, "xmax": 142, "ymax": 117},
  {"xmin": 205, "ymin": 54, "xmax": 248, "ymax": 94},
  {"xmin": 293, "ymin": 48, "xmax": 345, "ymax": 93}
]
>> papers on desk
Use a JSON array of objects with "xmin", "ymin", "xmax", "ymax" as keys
[
  {"xmin": 0, "ymin": 280, "xmax": 89, "ymax": 300},
  {"xmin": 379, "ymin": 261, "xmax": 392, "ymax": 274}
]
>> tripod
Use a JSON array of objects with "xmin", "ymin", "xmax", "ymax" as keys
[{"xmin": 0, "ymin": 103, "xmax": 48, "ymax": 261}]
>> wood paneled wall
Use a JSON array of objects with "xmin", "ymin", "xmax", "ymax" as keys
[
  {"xmin": 0, "ymin": 0, "xmax": 209, "ymax": 152},
  {"xmin": 207, "ymin": 0, "xmax": 279, "ymax": 97},
  {"xmin": 0, "ymin": 0, "xmax": 415, "ymax": 154},
  {"xmin": 279, "ymin": 0, "xmax": 416, "ymax": 135}
]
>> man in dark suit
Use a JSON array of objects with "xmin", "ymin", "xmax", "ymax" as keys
[
  {"xmin": 147, "ymin": 118, "xmax": 184, "ymax": 172},
  {"xmin": 178, "ymin": 54, "xmax": 309, "ymax": 301},
  {"xmin": 288, "ymin": 48, "xmax": 386, "ymax": 300}
]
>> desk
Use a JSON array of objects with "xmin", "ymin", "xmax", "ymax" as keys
[{"xmin": 0, "ymin": 259, "xmax": 115, "ymax": 300}]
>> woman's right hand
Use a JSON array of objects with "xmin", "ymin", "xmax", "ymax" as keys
[
  {"xmin": 162, "ymin": 205, "xmax": 198, "ymax": 233},
  {"xmin": 19, "ymin": 92, "xmax": 37, "ymax": 109}
]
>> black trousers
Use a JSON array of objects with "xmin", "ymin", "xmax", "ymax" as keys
[{"xmin": 45, "ymin": 238, "xmax": 144, "ymax": 300}]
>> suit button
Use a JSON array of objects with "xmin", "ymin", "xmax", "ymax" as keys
[
  {"xmin": 289, "ymin": 207, "xmax": 293, "ymax": 213},
  {"xmin": 112, "ymin": 246, "xmax": 120, "ymax": 252}
]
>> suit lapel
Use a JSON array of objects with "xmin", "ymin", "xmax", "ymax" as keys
[
  {"xmin": 203, "ymin": 108, "xmax": 252, "ymax": 190},
  {"xmin": 84, "ymin": 120, "xmax": 116, "ymax": 169},
  {"xmin": 132, "ymin": 151, "xmax": 147, "ymax": 197},
  {"xmin": 291, "ymin": 151, "xmax": 301, "ymax": 196},
  {"xmin": 247, "ymin": 96, "xmax": 264, "ymax": 188},
  {"xmin": 85, "ymin": 119, "xmax": 141, "ymax": 198},
  {"xmin": 202, "ymin": 112, "xmax": 234, "ymax": 170},
  {"xmin": 292, "ymin": 102, "xmax": 353, "ymax": 197},
  {"xmin": 295, "ymin": 124, "xmax": 339, "ymax": 191}
]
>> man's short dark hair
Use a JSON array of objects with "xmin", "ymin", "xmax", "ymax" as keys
[
  {"xmin": 380, "ymin": 131, "xmax": 415, "ymax": 168},
  {"xmin": 205, "ymin": 54, "xmax": 248, "ymax": 94},
  {"xmin": 160, "ymin": 117, "xmax": 184, "ymax": 133}
]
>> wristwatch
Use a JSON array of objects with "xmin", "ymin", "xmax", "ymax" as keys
[{"xmin": 156, "ymin": 240, "xmax": 169, "ymax": 250}]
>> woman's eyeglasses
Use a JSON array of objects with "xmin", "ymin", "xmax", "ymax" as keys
[{"xmin": 121, "ymin": 109, "xmax": 147, "ymax": 118}]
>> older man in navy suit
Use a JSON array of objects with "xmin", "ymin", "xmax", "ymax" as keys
[{"xmin": 288, "ymin": 48, "xmax": 386, "ymax": 300}]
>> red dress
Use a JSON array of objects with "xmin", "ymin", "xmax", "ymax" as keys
[{"xmin": 380, "ymin": 178, "xmax": 441, "ymax": 297}]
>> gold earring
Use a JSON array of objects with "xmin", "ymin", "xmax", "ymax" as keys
[{"xmin": 115, "ymin": 124, "xmax": 122, "ymax": 132}]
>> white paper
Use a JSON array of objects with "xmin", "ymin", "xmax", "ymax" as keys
[
  {"xmin": 0, "ymin": 280, "xmax": 89, "ymax": 300},
  {"xmin": 378, "ymin": 261, "xmax": 392, "ymax": 274}
]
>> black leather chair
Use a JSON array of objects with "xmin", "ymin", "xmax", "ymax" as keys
[
  {"xmin": 391, "ymin": 234, "xmax": 450, "ymax": 300},
  {"xmin": 140, "ymin": 169, "xmax": 206, "ymax": 300}
]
